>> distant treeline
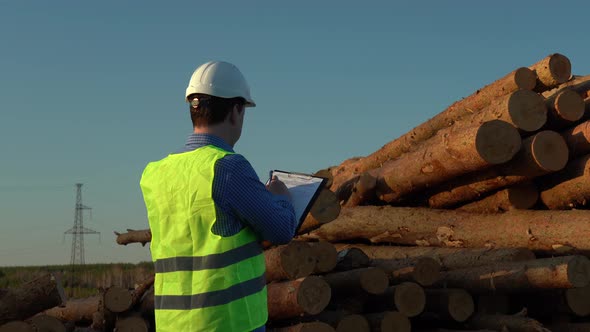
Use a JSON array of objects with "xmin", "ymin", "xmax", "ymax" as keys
[{"xmin": 0, "ymin": 262, "xmax": 154, "ymax": 298}]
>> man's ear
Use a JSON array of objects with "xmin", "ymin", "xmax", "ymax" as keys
[{"xmin": 228, "ymin": 105, "xmax": 240, "ymax": 125}]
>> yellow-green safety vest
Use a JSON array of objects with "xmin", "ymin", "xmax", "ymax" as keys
[{"xmin": 140, "ymin": 145, "xmax": 267, "ymax": 332}]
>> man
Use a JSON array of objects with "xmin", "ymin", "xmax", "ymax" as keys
[{"xmin": 140, "ymin": 61, "xmax": 298, "ymax": 332}]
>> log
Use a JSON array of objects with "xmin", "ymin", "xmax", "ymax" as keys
[
  {"xmin": 333, "ymin": 245, "xmax": 535, "ymax": 271},
  {"xmin": 510, "ymin": 286, "xmax": 590, "ymax": 318},
  {"xmin": 114, "ymin": 229, "xmax": 151, "ymax": 246},
  {"xmin": 303, "ymin": 206, "xmax": 590, "ymax": 255},
  {"xmin": 322, "ymin": 268, "xmax": 389, "ymax": 295},
  {"xmin": 339, "ymin": 173, "xmax": 377, "ymax": 207},
  {"xmin": 264, "ymin": 241, "xmax": 316, "ymax": 281},
  {"xmin": 139, "ymin": 287, "xmax": 154, "ymax": 316},
  {"xmin": 566, "ymin": 285, "xmax": 590, "ymax": 316},
  {"xmin": 367, "ymin": 282, "xmax": 425, "ymax": 318},
  {"xmin": 0, "ymin": 273, "xmax": 66, "ymax": 325},
  {"xmin": 562, "ymin": 120, "xmax": 590, "ymax": 157},
  {"xmin": 283, "ymin": 312, "xmax": 369, "ymax": 332},
  {"xmin": 545, "ymin": 89, "xmax": 585, "ymax": 127},
  {"xmin": 28, "ymin": 315, "xmax": 66, "ymax": 332},
  {"xmin": 314, "ymin": 168, "xmax": 334, "ymax": 188},
  {"xmin": 456, "ymin": 183, "xmax": 539, "ymax": 213},
  {"xmin": 468, "ymin": 313, "xmax": 550, "ymax": 332},
  {"xmin": 104, "ymin": 286, "xmax": 132, "ymax": 313},
  {"xmin": 434, "ymin": 256, "xmax": 590, "ymax": 292},
  {"xmin": 90, "ymin": 288, "xmax": 115, "ymax": 332},
  {"xmin": 371, "ymin": 257, "xmax": 441, "ymax": 286},
  {"xmin": 44, "ymin": 296, "xmax": 99, "ymax": 323},
  {"xmin": 423, "ymin": 289, "xmax": 474, "ymax": 322},
  {"xmin": 375, "ymin": 120, "xmax": 522, "ymax": 204},
  {"xmin": 334, "ymin": 248, "xmax": 370, "ymax": 271},
  {"xmin": 115, "ymin": 315, "xmax": 149, "ymax": 332},
  {"xmin": 428, "ymin": 130, "xmax": 568, "ymax": 208},
  {"xmin": 271, "ymin": 322, "xmax": 335, "ymax": 332},
  {"xmin": 267, "ymin": 276, "xmax": 331, "ymax": 320},
  {"xmin": 335, "ymin": 314, "xmax": 370, "ymax": 332},
  {"xmin": 309, "ymin": 241, "xmax": 337, "ymax": 274},
  {"xmin": 551, "ymin": 323, "xmax": 590, "ymax": 332},
  {"xmin": 364, "ymin": 311, "xmax": 411, "ymax": 332},
  {"xmin": 299, "ymin": 189, "xmax": 341, "ymax": 234},
  {"xmin": 542, "ymin": 75, "xmax": 590, "ymax": 98},
  {"xmin": 540, "ymin": 154, "xmax": 590, "ymax": 209},
  {"xmin": 530, "ymin": 53, "xmax": 572, "ymax": 92},
  {"xmin": 131, "ymin": 275, "xmax": 155, "ymax": 308},
  {"xmin": 0, "ymin": 321, "xmax": 34, "ymax": 332},
  {"xmin": 328, "ymin": 66, "xmax": 537, "ymax": 194}
]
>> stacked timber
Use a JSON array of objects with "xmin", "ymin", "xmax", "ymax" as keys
[{"xmin": 102, "ymin": 53, "xmax": 590, "ymax": 331}]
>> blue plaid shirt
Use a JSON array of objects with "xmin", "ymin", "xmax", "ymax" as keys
[{"xmin": 177, "ymin": 134, "xmax": 297, "ymax": 332}]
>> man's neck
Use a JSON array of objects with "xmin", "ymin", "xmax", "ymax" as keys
[{"xmin": 193, "ymin": 125, "xmax": 234, "ymax": 147}]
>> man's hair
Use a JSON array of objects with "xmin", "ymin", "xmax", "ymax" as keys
[{"xmin": 188, "ymin": 94, "xmax": 245, "ymax": 127}]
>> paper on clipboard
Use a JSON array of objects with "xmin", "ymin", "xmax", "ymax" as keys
[{"xmin": 269, "ymin": 170, "xmax": 326, "ymax": 223}]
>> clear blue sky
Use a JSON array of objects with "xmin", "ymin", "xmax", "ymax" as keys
[{"xmin": 1, "ymin": 1, "xmax": 589, "ymax": 266}]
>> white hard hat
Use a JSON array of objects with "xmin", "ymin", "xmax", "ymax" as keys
[{"xmin": 185, "ymin": 61, "xmax": 256, "ymax": 107}]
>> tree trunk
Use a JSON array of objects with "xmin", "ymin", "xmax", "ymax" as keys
[
  {"xmin": 545, "ymin": 89, "xmax": 585, "ymax": 127},
  {"xmin": 271, "ymin": 322, "xmax": 335, "ymax": 332},
  {"xmin": 435, "ymin": 256, "xmax": 590, "ymax": 292},
  {"xmin": 309, "ymin": 241, "xmax": 337, "ymax": 274},
  {"xmin": 530, "ymin": 53, "xmax": 572, "ymax": 92},
  {"xmin": 540, "ymin": 154, "xmax": 590, "ymax": 209},
  {"xmin": 299, "ymin": 189, "xmax": 341, "ymax": 234},
  {"xmin": 334, "ymin": 248, "xmax": 370, "ymax": 271},
  {"xmin": 364, "ymin": 311, "xmax": 411, "ymax": 332},
  {"xmin": 428, "ymin": 130, "xmax": 568, "ymax": 208},
  {"xmin": 366, "ymin": 282, "xmax": 425, "ymax": 318},
  {"xmin": 90, "ymin": 288, "xmax": 115, "ymax": 332},
  {"xmin": 267, "ymin": 276, "xmax": 331, "ymax": 320},
  {"xmin": 131, "ymin": 275, "xmax": 155, "ymax": 309},
  {"xmin": 322, "ymin": 268, "xmax": 389, "ymax": 295},
  {"xmin": 333, "ymin": 244, "xmax": 535, "ymax": 271},
  {"xmin": 277, "ymin": 312, "xmax": 370, "ymax": 332},
  {"xmin": 468, "ymin": 313, "xmax": 550, "ymax": 332},
  {"xmin": 0, "ymin": 273, "xmax": 66, "ymax": 325},
  {"xmin": 334, "ymin": 314, "xmax": 370, "ymax": 332},
  {"xmin": 371, "ymin": 257, "xmax": 441, "ymax": 286},
  {"xmin": 328, "ymin": 66, "xmax": 538, "ymax": 194},
  {"xmin": 423, "ymin": 289, "xmax": 474, "ymax": 322},
  {"xmin": 339, "ymin": 173, "xmax": 377, "ymax": 207},
  {"xmin": 562, "ymin": 120, "xmax": 590, "ymax": 158},
  {"xmin": 114, "ymin": 229, "xmax": 151, "ymax": 246},
  {"xmin": 456, "ymin": 183, "xmax": 539, "ymax": 213},
  {"xmin": 104, "ymin": 286, "xmax": 133, "ymax": 313},
  {"xmin": 510, "ymin": 286, "xmax": 590, "ymax": 318},
  {"xmin": 303, "ymin": 206, "xmax": 590, "ymax": 256},
  {"xmin": 375, "ymin": 120, "xmax": 521, "ymax": 204},
  {"xmin": 28, "ymin": 315, "xmax": 66, "ymax": 332},
  {"xmin": 264, "ymin": 241, "xmax": 316, "ymax": 282},
  {"xmin": 44, "ymin": 296, "xmax": 99, "ymax": 323}
]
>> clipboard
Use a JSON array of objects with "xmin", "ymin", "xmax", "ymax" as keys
[{"xmin": 268, "ymin": 170, "xmax": 327, "ymax": 232}]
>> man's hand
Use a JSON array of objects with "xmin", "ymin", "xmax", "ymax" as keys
[{"xmin": 266, "ymin": 176, "xmax": 291, "ymax": 200}]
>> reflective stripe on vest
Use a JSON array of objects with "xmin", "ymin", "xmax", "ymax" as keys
[{"xmin": 140, "ymin": 145, "xmax": 267, "ymax": 332}]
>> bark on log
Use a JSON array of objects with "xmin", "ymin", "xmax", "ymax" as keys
[
  {"xmin": 0, "ymin": 321, "xmax": 34, "ymax": 332},
  {"xmin": 364, "ymin": 311, "xmax": 411, "ymax": 332},
  {"xmin": 28, "ymin": 315, "xmax": 66, "ymax": 332},
  {"xmin": 304, "ymin": 207, "xmax": 590, "ymax": 255},
  {"xmin": 131, "ymin": 275, "xmax": 155, "ymax": 309},
  {"xmin": 540, "ymin": 154, "xmax": 590, "ymax": 209},
  {"xmin": 90, "ymin": 288, "xmax": 115, "ymax": 332},
  {"xmin": 309, "ymin": 241, "xmax": 337, "ymax": 274},
  {"xmin": 114, "ymin": 229, "xmax": 151, "ymax": 246},
  {"xmin": 264, "ymin": 241, "xmax": 316, "ymax": 281},
  {"xmin": 322, "ymin": 268, "xmax": 389, "ymax": 295},
  {"xmin": 366, "ymin": 282, "xmax": 425, "ymax": 318},
  {"xmin": 299, "ymin": 189, "xmax": 341, "ymax": 234},
  {"xmin": 271, "ymin": 322, "xmax": 335, "ymax": 332},
  {"xmin": 545, "ymin": 89, "xmax": 585, "ymax": 127},
  {"xmin": 115, "ymin": 315, "xmax": 149, "ymax": 332},
  {"xmin": 375, "ymin": 120, "xmax": 521, "ymax": 204},
  {"xmin": 328, "ymin": 66, "xmax": 537, "ymax": 194},
  {"xmin": 44, "ymin": 296, "xmax": 99, "ymax": 323},
  {"xmin": 562, "ymin": 120, "xmax": 590, "ymax": 158},
  {"xmin": 468, "ymin": 313, "xmax": 550, "ymax": 332},
  {"xmin": 456, "ymin": 183, "xmax": 539, "ymax": 213},
  {"xmin": 530, "ymin": 53, "xmax": 572, "ymax": 92},
  {"xmin": 0, "ymin": 273, "xmax": 66, "ymax": 325},
  {"xmin": 333, "ymin": 244, "xmax": 535, "ymax": 271},
  {"xmin": 339, "ymin": 173, "xmax": 377, "ymax": 207},
  {"xmin": 423, "ymin": 289, "xmax": 474, "ymax": 322},
  {"xmin": 371, "ymin": 257, "xmax": 441, "ymax": 286},
  {"xmin": 267, "ymin": 276, "xmax": 331, "ymax": 320},
  {"xmin": 435, "ymin": 256, "xmax": 590, "ymax": 292},
  {"xmin": 334, "ymin": 248, "xmax": 370, "ymax": 271},
  {"xmin": 428, "ymin": 130, "xmax": 568, "ymax": 208}
]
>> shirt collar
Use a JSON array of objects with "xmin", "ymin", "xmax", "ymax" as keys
[{"xmin": 184, "ymin": 133, "xmax": 235, "ymax": 153}]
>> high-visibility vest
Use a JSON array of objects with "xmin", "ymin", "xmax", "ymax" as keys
[{"xmin": 140, "ymin": 145, "xmax": 267, "ymax": 332}]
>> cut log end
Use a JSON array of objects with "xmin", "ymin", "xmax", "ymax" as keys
[
  {"xmin": 310, "ymin": 189, "xmax": 341, "ymax": 224},
  {"xmin": 514, "ymin": 67, "xmax": 537, "ymax": 91},
  {"xmin": 475, "ymin": 120, "xmax": 522, "ymax": 164},
  {"xmin": 297, "ymin": 276, "xmax": 331, "ymax": 315},
  {"xmin": 565, "ymin": 286, "xmax": 590, "ymax": 316},
  {"xmin": 282, "ymin": 241, "xmax": 316, "ymax": 280},
  {"xmin": 508, "ymin": 90, "xmax": 547, "ymax": 132},
  {"xmin": 104, "ymin": 286, "xmax": 133, "ymax": 313},
  {"xmin": 360, "ymin": 268, "xmax": 389, "ymax": 295},
  {"xmin": 548, "ymin": 53, "xmax": 572, "ymax": 85},
  {"xmin": 336, "ymin": 248, "xmax": 370, "ymax": 271},
  {"xmin": 394, "ymin": 282, "xmax": 426, "ymax": 318},
  {"xmin": 0, "ymin": 321, "xmax": 34, "ymax": 332},
  {"xmin": 567, "ymin": 256, "xmax": 590, "ymax": 288},
  {"xmin": 310, "ymin": 241, "xmax": 338, "ymax": 273},
  {"xmin": 448, "ymin": 289, "xmax": 475, "ymax": 322},
  {"xmin": 506, "ymin": 183, "xmax": 539, "ymax": 209},
  {"xmin": 380, "ymin": 311, "xmax": 411, "ymax": 332},
  {"xmin": 531, "ymin": 131, "xmax": 569, "ymax": 172},
  {"xmin": 336, "ymin": 315, "xmax": 370, "ymax": 332},
  {"xmin": 413, "ymin": 257, "xmax": 441, "ymax": 286},
  {"xmin": 314, "ymin": 168, "xmax": 334, "ymax": 189},
  {"xmin": 554, "ymin": 89, "xmax": 585, "ymax": 122},
  {"xmin": 299, "ymin": 322, "xmax": 334, "ymax": 332}
]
